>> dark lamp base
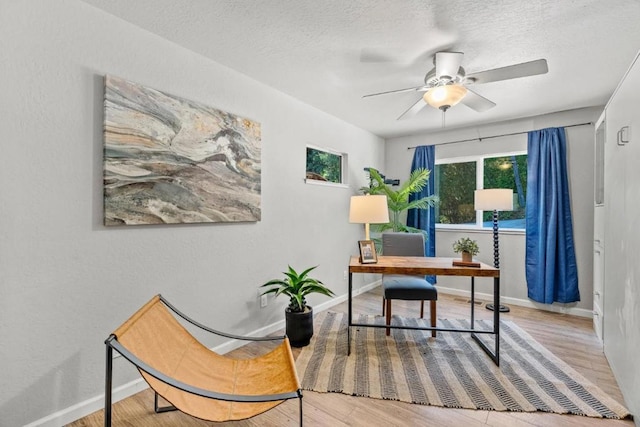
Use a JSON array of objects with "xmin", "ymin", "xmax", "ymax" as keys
[{"xmin": 486, "ymin": 303, "xmax": 510, "ymax": 313}]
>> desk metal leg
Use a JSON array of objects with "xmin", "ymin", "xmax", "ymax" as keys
[
  {"xmin": 493, "ymin": 276, "xmax": 500, "ymax": 363},
  {"xmin": 470, "ymin": 276, "xmax": 475, "ymax": 327},
  {"xmin": 471, "ymin": 276, "xmax": 500, "ymax": 366},
  {"xmin": 347, "ymin": 272, "xmax": 352, "ymax": 356}
]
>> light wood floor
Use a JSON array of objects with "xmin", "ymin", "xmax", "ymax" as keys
[{"xmin": 69, "ymin": 288, "xmax": 633, "ymax": 426}]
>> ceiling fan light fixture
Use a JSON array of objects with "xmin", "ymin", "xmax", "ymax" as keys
[{"xmin": 423, "ymin": 84, "xmax": 468, "ymax": 111}]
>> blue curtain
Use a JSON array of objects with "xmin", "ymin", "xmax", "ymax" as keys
[
  {"xmin": 407, "ymin": 145, "xmax": 436, "ymax": 282},
  {"xmin": 526, "ymin": 127, "xmax": 580, "ymax": 304}
]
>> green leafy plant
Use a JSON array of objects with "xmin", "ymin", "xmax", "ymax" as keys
[
  {"xmin": 452, "ymin": 237, "xmax": 480, "ymax": 256},
  {"xmin": 260, "ymin": 266, "xmax": 335, "ymax": 313},
  {"xmin": 364, "ymin": 168, "xmax": 438, "ymax": 234}
]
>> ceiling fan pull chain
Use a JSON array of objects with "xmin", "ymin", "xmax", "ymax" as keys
[{"xmin": 441, "ymin": 110, "xmax": 446, "ymax": 128}]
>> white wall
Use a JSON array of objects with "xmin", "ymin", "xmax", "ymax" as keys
[
  {"xmin": 0, "ymin": 1, "xmax": 384, "ymax": 425},
  {"xmin": 385, "ymin": 107, "xmax": 602, "ymax": 313}
]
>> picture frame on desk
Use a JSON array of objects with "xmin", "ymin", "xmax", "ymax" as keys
[{"xmin": 358, "ymin": 240, "xmax": 377, "ymax": 264}]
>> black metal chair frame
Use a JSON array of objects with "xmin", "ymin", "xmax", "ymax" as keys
[{"xmin": 104, "ymin": 295, "xmax": 303, "ymax": 426}]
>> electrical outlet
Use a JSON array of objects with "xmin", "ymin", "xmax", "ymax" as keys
[
  {"xmin": 260, "ymin": 294, "xmax": 268, "ymax": 308},
  {"xmin": 343, "ymin": 270, "xmax": 348, "ymax": 281}
]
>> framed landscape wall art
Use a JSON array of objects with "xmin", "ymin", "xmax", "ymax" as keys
[{"xmin": 103, "ymin": 75, "xmax": 261, "ymax": 225}]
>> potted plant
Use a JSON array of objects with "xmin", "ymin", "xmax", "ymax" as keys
[
  {"xmin": 260, "ymin": 265, "xmax": 335, "ymax": 347},
  {"xmin": 452, "ymin": 237, "xmax": 480, "ymax": 262},
  {"xmin": 364, "ymin": 168, "xmax": 438, "ymax": 234}
]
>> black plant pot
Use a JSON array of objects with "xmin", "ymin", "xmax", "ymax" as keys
[{"xmin": 285, "ymin": 306, "xmax": 313, "ymax": 347}]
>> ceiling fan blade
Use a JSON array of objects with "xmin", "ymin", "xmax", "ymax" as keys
[
  {"xmin": 359, "ymin": 48, "xmax": 414, "ymax": 63},
  {"xmin": 362, "ymin": 85, "xmax": 428, "ymax": 98},
  {"xmin": 466, "ymin": 59, "xmax": 548, "ymax": 85},
  {"xmin": 435, "ymin": 51, "xmax": 464, "ymax": 80},
  {"xmin": 397, "ymin": 97, "xmax": 427, "ymax": 120},
  {"xmin": 460, "ymin": 88, "xmax": 496, "ymax": 112}
]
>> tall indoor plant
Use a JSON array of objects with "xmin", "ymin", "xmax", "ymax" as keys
[
  {"xmin": 260, "ymin": 265, "xmax": 334, "ymax": 347},
  {"xmin": 365, "ymin": 168, "xmax": 438, "ymax": 235}
]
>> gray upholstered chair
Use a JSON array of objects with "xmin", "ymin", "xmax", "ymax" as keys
[{"xmin": 382, "ymin": 232, "xmax": 437, "ymax": 337}]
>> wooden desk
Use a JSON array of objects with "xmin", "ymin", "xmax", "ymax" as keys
[{"xmin": 348, "ymin": 255, "xmax": 501, "ymax": 365}]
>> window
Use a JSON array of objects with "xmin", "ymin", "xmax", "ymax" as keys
[
  {"xmin": 435, "ymin": 160, "xmax": 476, "ymax": 225},
  {"xmin": 435, "ymin": 152, "xmax": 527, "ymax": 230},
  {"xmin": 305, "ymin": 146, "xmax": 347, "ymax": 185}
]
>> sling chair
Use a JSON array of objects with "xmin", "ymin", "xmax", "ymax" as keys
[{"xmin": 104, "ymin": 294, "xmax": 303, "ymax": 426}]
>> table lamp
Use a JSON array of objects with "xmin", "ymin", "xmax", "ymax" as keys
[
  {"xmin": 474, "ymin": 188, "xmax": 513, "ymax": 312},
  {"xmin": 349, "ymin": 195, "xmax": 389, "ymax": 240}
]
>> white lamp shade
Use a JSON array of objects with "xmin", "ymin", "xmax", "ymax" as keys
[
  {"xmin": 474, "ymin": 189, "xmax": 513, "ymax": 211},
  {"xmin": 349, "ymin": 195, "xmax": 389, "ymax": 224}
]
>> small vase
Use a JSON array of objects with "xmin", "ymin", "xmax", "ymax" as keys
[{"xmin": 461, "ymin": 251, "xmax": 472, "ymax": 263}]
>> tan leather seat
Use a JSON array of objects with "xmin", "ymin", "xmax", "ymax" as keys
[{"xmin": 105, "ymin": 295, "xmax": 302, "ymax": 425}]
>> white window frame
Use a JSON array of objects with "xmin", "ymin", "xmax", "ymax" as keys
[
  {"xmin": 305, "ymin": 144, "xmax": 349, "ymax": 188},
  {"xmin": 435, "ymin": 150, "xmax": 526, "ymax": 231}
]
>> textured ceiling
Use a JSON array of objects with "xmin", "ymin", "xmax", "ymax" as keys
[{"xmin": 83, "ymin": 0, "xmax": 640, "ymax": 138}]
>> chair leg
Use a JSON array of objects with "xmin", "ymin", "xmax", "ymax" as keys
[
  {"xmin": 420, "ymin": 300, "xmax": 424, "ymax": 318},
  {"xmin": 386, "ymin": 299, "xmax": 392, "ymax": 336},
  {"xmin": 105, "ymin": 342, "xmax": 112, "ymax": 427},
  {"xmin": 382, "ymin": 297, "xmax": 385, "ymax": 316},
  {"xmin": 299, "ymin": 393, "xmax": 304, "ymax": 427},
  {"xmin": 430, "ymin": 300, "xmax": 437, "ymax": 338},
  {"xmin": 154, "ymin": 392, "xmax": 177, "ymax": 413}
]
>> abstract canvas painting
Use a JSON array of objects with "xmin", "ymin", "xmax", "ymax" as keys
[{"xmin": 103, "ymin": 76, "xmax": 261, "ymax": 225}]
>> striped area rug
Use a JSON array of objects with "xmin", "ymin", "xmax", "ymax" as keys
[{"xmin": 296, "ymin": 311, "xmax": 630, "ymax": 419}]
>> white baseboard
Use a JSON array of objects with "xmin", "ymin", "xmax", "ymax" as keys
[
  {"xmin": 32, "ymin": 279, "xmax": 591, "ymax": 427},
  {"xmin": 435, "ymin": 286, "xmax": 594, "ymax": 318},
  {"xmin": 23, "ymin": 378, "xmax": 148, "ymax": 427}
]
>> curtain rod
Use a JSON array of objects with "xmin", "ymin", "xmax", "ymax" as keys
[{"xmin": 407, "ymin": 122, "xmax": 593, "ymax": 150}]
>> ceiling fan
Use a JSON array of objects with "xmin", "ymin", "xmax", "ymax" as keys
[{"xmin": 363, "ymin": 51, "xmax": 548, "ymax": 120}]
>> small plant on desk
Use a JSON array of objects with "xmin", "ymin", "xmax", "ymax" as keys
[{"xmin": 453, "ymin": 237, "xmax": 480, "ymax": 263}]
